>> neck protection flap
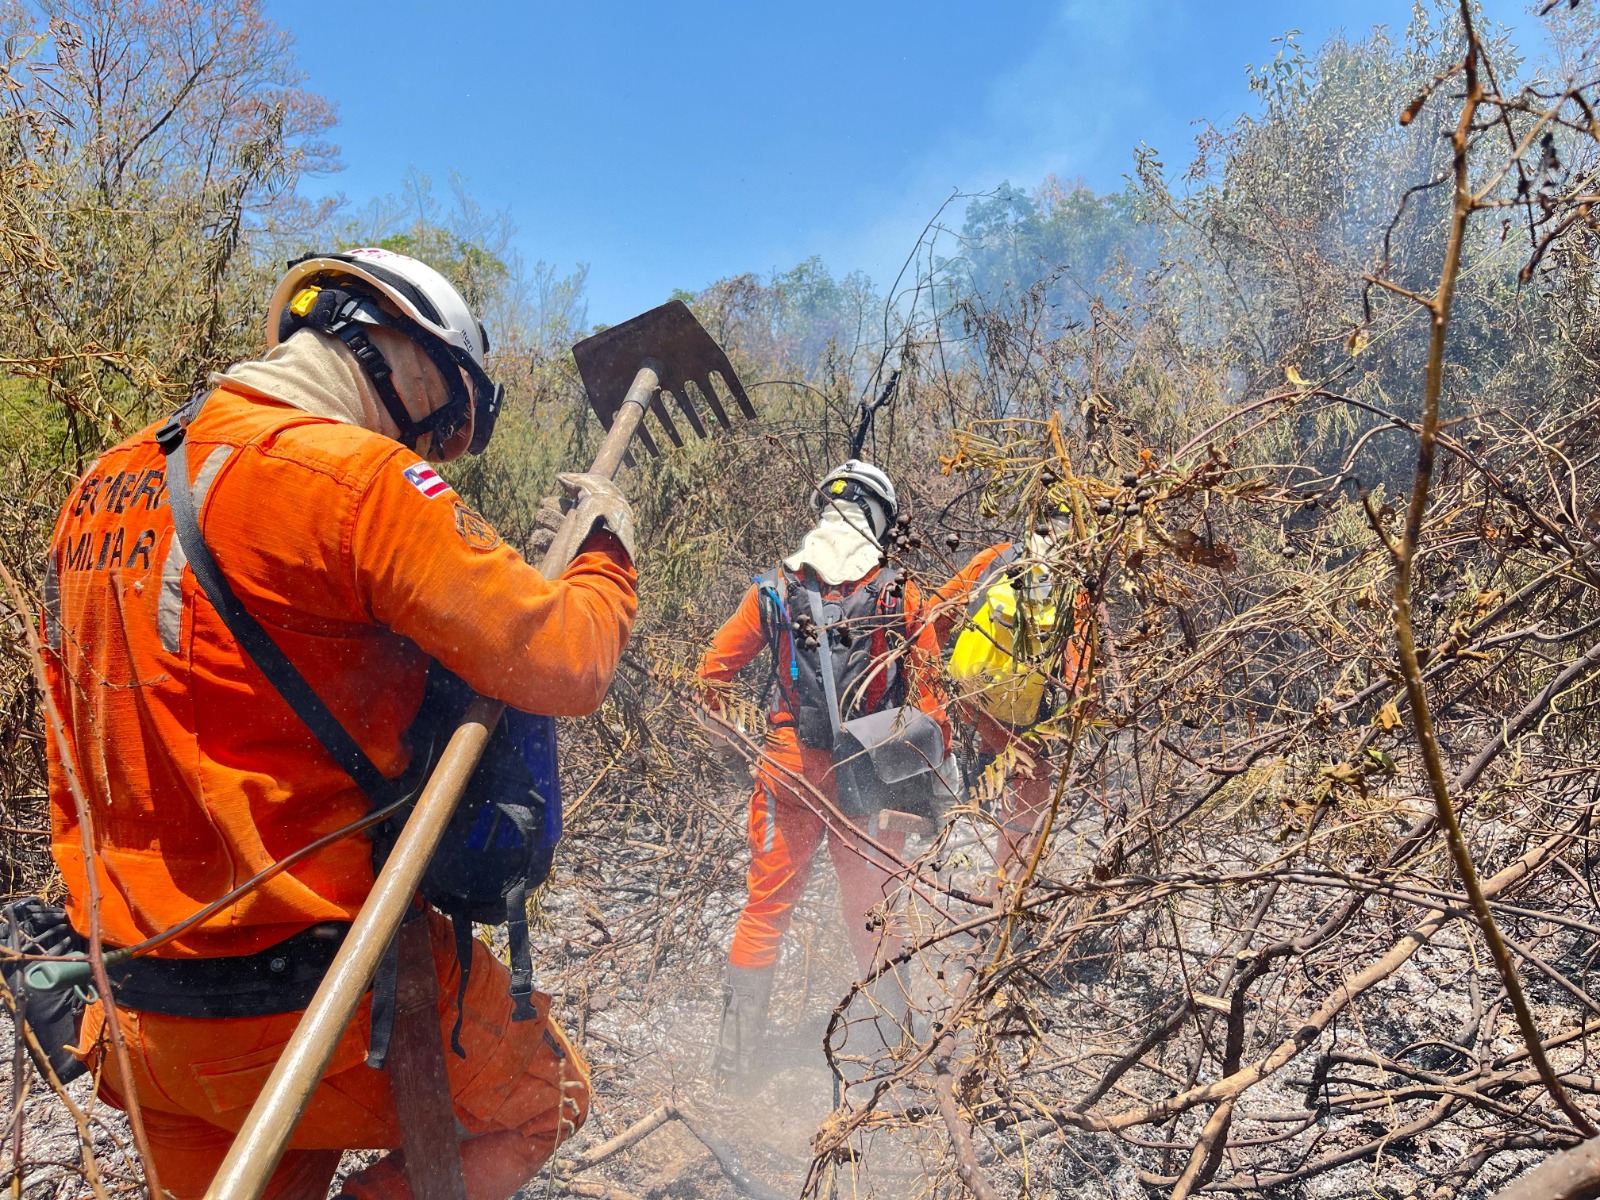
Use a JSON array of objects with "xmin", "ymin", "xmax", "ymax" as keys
[
  {"xmin": 784, "ymin": 503, "xmax": 883, "ymax": 585},
  {"xmin": 215, "ymin": 328, "xmax": 447, "ymax": 445}
]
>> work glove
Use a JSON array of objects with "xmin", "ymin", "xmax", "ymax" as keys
[
  {"xmin": 560, "ymin": 471, "xmax": 636, "ymax": 560},
  {"xmin": 526, "ymin": 494, "xmax": 568, "ymax": 563},
  {"xmin": 695, "ymin": 706, "xmax": 751, "ymax": 774},
  {"xmin": 525, "ymin": 472, "xmax": 637, "ymax": 565}
]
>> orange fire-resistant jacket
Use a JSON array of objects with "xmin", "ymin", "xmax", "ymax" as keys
[
  {"xmin": 931, "ymin": 542, "xmax": 1015, "ymax": 648},
  {"xmin": 933, "ymin": 540, "xmax": 1093, "ymax": 696},
  {"xmin": 42, "ymin": 385, "xmax": 637, "ymax": 959},
  {"xmin": 698, "ymin": 567, "xmax": 949, "ymax": 754}
]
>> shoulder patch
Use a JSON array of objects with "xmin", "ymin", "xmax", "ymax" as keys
[
  {"xmin": 453, "ymin": 502, "xmax": 502, "ymax": 551},
  {"xmin": 402, "ymin": 461, "xmax": 453, "ymax": 499}
]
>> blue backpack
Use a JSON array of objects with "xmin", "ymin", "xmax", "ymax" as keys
[{"xmin": 365, "ymin": 665, "xmax": 560, "ymax": 1063}]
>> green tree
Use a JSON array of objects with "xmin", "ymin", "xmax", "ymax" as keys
[{"xmin": 947, "ymin": 177, "xmax": 1153, "ymax": 327}]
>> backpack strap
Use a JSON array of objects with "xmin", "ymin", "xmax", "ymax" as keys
[
  {"xmin": 449, "ymin": 905, "xmax": 475, "ymax": 1057},
  {"xmin": 801, "ymin": 572, "xmax": 845, "ymax": 750},
  {"xmin": 495, "ymin": 802, "xmax": 542, "ymax": 1025},
  {"xmin": 871, "ymin": 566, "xmax": 895, "ymax": 609},
  {"xmin": 871, "ymin": 566, "xmax": 906, "ymax": 706},
  {"xmin": 439, "ymin": 794, "xmax": 540, "ymax": 1058},
  {"xmin": 160, "ymin": 394, "xmax": 400, "ymax": 806},
  {"xmin": 364, "ymin": 930, "xmax": 403, "ymax": 1068},
  {"xmin": 504, "ymin": 880, "xmax": 536, "ymax": 1024},
  {"xmin": 755, "ymin": 568, "xmax": 800, "ymax": 713},
  {"xmin": 754, "ymin": 570, "xmax": 793, "ymax": 668}
]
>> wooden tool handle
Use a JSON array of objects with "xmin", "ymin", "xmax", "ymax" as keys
[{"xmin": 537, "ymin": 363, "xmax": 657, "ymax": 575}]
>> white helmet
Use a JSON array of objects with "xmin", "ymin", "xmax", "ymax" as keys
[
  {"xmin": 813, "ymin": 459, "xmax": 898, "ymax": 539},
  {"xmin": 266, "ymin": 248, "xmax": 503, "ymax": 455}
]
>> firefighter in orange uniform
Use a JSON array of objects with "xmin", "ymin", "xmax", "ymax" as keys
[
  {"xmin": 698, "ymin": 461, "xmax": 949, "ymax": 1084},
  {"xmin": 933, "ymin": 503, "xmax": 1091, "ymax": 869},
  {"xmin": 41, "ymin": 250, "xmax": 637, "ymax": 1199}
]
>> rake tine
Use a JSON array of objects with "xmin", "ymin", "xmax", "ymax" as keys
[
  {"xmin": 648, "ymin": 391, "xmax": 684, "ymax": 447},
  {"xmin": 670, "ymin": 383, "xmax": 710, "ymax": 439},
  {"xmin": 570, "ymin": 300, "xmax": 755, "ymax": 463},
  {"xmin": 634, "ymin": 423, "xmax": 660, "ymax": 458},
  {"xmin": 691, "ymin": 375, "xmax": 731, "ymax": 429},
  {"xmin": 716, "ymin": 364, "xmax": 756, "ymax": 420}
]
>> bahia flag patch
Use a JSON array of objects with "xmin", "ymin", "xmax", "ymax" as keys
[{"xmin": 402, "ymin": 462, "xmax": 452, "ymax": 499}]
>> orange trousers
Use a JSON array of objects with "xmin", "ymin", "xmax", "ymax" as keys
[
  {"xmin": 82, "ymin": 912, "xmax": 588, "ymax": 1200},
  {"xmin": 730, "ymin": 739, "xmax": 906, "ymax": 974},
  {"xmin": 968, "ymin": 705, "xmax": 1057, "ymax": 870}
]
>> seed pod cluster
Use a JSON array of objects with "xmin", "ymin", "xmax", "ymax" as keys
[{"xmin": 792, "ymin": 612, "xmax": 821, "ymax": 651}]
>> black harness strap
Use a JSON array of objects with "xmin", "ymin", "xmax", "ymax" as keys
[
  {"xmin": 161, "ymin": 395, "xmax": 398, "ymax": 806},
  {"xmin": 162, "ymin": 395, "xmax": 413, "ymax": 1064}
]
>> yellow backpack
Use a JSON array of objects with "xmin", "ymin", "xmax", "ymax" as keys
[{"xmin": 948, "ymin": 577, "xmax": 1059, "ymax": 728}]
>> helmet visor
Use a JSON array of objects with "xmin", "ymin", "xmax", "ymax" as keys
[{"xmin": 461, "ymin": 353, "xmax": 504, "ymax": 455}]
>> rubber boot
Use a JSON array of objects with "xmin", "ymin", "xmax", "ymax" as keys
[
  {"xmin": 833, "ymin": 962, "xmax": 931, "ymax": 1112},
  {"xmin": 866, "ymin": 962, "xmax": 926, "ymax": 1061},
  {"xmin": 713, "ymin": 963, "xmax": 774, "ymax": 1091}
]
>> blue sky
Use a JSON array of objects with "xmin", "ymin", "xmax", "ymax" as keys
[{"xmin": 268, "ymin": 0, "xmax": 1531, "ymax": 327}]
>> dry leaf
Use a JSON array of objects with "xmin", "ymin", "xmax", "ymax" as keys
[
  {"xmin": 1470, "ymin": 590, "xmax": 1505, "ymax": 621},
  {"xmin": 1169, "ymin": 528, "xmax": 1238, "ymax": 571},
  {"xmin": 1286, "ymin": 365, "xmax": 1310, "ymax": 387},
  {"xmin": 1375, "ymin": 700, "xmax": 1402, "ymax": 731}
]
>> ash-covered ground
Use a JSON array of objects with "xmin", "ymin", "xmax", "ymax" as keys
[{"xmin": 2, "ymin": 788, "xmax": 1591, "ymax": 1199}]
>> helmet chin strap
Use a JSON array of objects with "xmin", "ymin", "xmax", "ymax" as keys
[
  {"xmin": 287, "ymin": 287, "xmax": 472, "ymax": 453},
  {"xmin": 333, "ymin": 324, "xmax": 460, "ymax": 453}
]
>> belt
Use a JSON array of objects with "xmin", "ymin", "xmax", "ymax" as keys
[{"xmin": 105, "ymin": 923, "xmax": 351, "ymax": 1018}]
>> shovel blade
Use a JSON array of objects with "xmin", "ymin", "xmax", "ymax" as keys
[{"xmin": 571, "ymin": 300, "xmax": 754, "ymax": 459}]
